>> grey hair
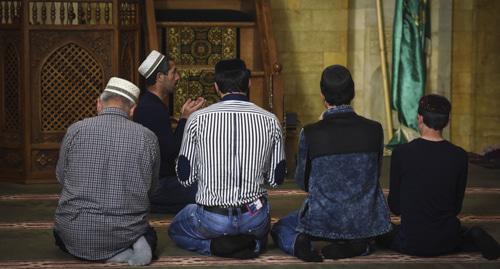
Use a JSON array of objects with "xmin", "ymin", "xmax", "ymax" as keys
[{"xmin": 99, "ymin": 91, "xmax": 134, "ymax": 111}]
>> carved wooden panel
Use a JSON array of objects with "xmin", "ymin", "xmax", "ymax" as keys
[
  {"xmin": 0, "ymin": 30, "xmax": 21, "ymax": 143},
  {"xmin": 28, "ymin": 1, "xmax": 113, "ymax": 25},
  {"xmin": 120, "ymin": 31, "xmax": 138, "ymax": 83},
  {"xmin": 32, "ymin": 150, "xmax": 58, "ymax": 172},
  {"xmin": 3, "ymin": 43, "xmax": 20, "ymax": 131},
  {"xmin": 0, "ymin": 148, "xmax": 23, "ymax": 170},
  {"xmin": 40, "ymin": 43, "xmax": 103, "ymax": 132},
  {"xmin": 30, "ymin": 30, "xmax": 113, "ymax": 143}
]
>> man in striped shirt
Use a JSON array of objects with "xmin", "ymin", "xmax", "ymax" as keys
[{"xmin": 168, "ymin": 59, "xmax": 286, "ymax": 259}]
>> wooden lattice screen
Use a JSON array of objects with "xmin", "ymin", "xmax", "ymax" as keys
[
  {"xmin": 3, "ymin": 43, "xmax": 20, "ymax": 131},
  {"xmin": 41, "ymin": 43, "xmax": 103, "ymax": 132}
]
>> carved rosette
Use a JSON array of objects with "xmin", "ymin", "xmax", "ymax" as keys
[{"xmin": 32, "ymin": 150, "xmax": 58, "ymax": 172}]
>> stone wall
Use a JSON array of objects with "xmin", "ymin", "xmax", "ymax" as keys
[
  {"xmin": 451, "ymin": 0, "xmax": 500, "ymax": 153},
  {"xmin": 270, "ymin": 0, "xmax": 349, "ymax": 170}
]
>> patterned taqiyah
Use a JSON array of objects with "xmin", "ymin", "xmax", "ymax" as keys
[
  {"xmin": 104, "ymin": 77, "xmax": 140, "ymax": 104},
  {"xmin": 138, "ymin": 50, "xmax": 166, "ymax": 79}
]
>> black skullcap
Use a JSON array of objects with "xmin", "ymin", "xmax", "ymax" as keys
[
  {"xmin": 418, "ymin": 94, "xmax": 451, "ymax": 115},
  {"xmin": 215, "ymin": 59, "xmax": 247, "ymax": 73}
]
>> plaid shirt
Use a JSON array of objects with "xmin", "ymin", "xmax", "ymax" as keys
[{"xmin": 54, "ymin": 107, "xmax": 160, "ymax": 260}]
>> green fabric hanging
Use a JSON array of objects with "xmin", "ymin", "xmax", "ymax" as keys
[{"xmin": 388, "ymin": 0, "xmax": 430, "ymax": 147}]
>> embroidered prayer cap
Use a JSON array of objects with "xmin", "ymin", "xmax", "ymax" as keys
[
  {"xmin": 104, "ymin": 77, "xmax": 140, "ymax": 104},
  {"xmin": 138, "ymin": 50, "xmax": 166, "ymax": 79}
]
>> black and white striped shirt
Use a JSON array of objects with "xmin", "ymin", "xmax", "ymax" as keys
[{"xmin": 176, "ymin": 94, "xmax": 286, "ymax": 207}]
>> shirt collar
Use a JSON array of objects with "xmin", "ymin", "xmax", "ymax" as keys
[
  {"xmin": 220, "ymin": 93, "xmax": 249, "ymax": 102},
  {"xmin": 323, "ymin": 105, "xmax": 354, "ymax": 118},
  {"xmin": 98, "ymin": 107, "xmax": 129, "ymax": 118}
]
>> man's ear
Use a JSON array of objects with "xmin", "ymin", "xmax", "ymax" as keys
[
  {"xmin": 129, "ymin": 104, "xmax": 137, "ymax": 118},
  {"xmin": 214, "ymin": 82, "xmax": 222, "ymax": 97},
  {"xmin": 96, "ymin": 98, "xmax": 103, "ymax": 113},
  {"xmin": 417, "ymin": 114, "xmax": 424, "ymax": 124}
]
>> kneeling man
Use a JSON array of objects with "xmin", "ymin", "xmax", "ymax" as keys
[
  {"xmin": 271, "ymin": 65, "xmax": 391, "ymax": 262},
  {"xmin": 54, "ymin": 77, "xmax": 160, "ymax": 266},
  {"xmin": 168, "ymin": 59, "xmax": 286, "ymax": 259}
]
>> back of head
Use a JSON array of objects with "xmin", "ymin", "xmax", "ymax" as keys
[
  {"xmin": 214, "ymin": 58, "xmax": 251, "ymax": 94},
  {"xmin": 418, "ymin": 94, "xmax": 451, "ymax": 131},
  {"xmin": 138, "ymin": 50, "xmax": 169, "ymax": 86},
  {"xmin": 101, "ymin": 77, "xmax": 140, "ymax": 111},
  {"xmin": 320, "ymin": 65, "xmax": 355, "ymax": 106}
]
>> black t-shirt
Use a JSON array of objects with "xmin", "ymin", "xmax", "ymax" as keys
[{"xmin": 388, "ymin": 138, "xmax": 468, "ymax": 256}]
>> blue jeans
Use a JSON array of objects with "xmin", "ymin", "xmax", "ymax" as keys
[
  {"xmin": 271, "ymin": 211, "xmax": 300, "ymax": 255},
  {"xmin": 168, "ymin": 201, "xmax": 270, "ymax": 256},
  {"xmin": 272, "ymin": 211, "xmax": 373, "ymax": 257},
  {"xmin": 150, "ymin": 176, "xmax": 197, "ymax": 213}
]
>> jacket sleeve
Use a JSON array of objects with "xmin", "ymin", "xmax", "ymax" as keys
[{"xmin": 294, "ymin": 129, "xmax": 310, "ymax": 192}]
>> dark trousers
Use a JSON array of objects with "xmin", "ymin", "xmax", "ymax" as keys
[
  {"xmin": 150, "ymin": 176, "xmax": 197, "ymax": 214},
  {"xmin": 376, "ymin": 223, "xmax": 495, "ymax": 256},
  {"xmin": 53, "ymin": 226, "xmax": 158, "ymax": 261}
]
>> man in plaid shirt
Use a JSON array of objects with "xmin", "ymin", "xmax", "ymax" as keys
[{"xmin": 54, "ymin": 77, "xmax": 160, "ymax": 266}]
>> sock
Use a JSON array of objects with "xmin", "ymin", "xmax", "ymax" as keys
[
  {"xmin": 294, "ymin": 233, "xmax": 323, "ymax": 262},
  {"xmin": 322, "ymin": 241, "xmax": 368, "ymax": 260},
  {"xmin": 227, "ymin": 248, "xmax": 260, "ymax": 259},
  {"xmin": 106, "ymin": 248, "xmax": 133, "ymax": 263},
  {"xmin": 210, "ymin": 234, "xmax": 256, "ymax": 257},
  {"xmin": 128, "ymin": 236, "xmax": 153, "ymax": 266},
  {"xmin": 469, "ymin": 227, "xmax": 500, "ymax": 260}
]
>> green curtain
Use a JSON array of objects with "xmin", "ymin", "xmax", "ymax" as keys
[{"xmin": 388, "ymin": 0, "xmax": 430, "ymax": 147}]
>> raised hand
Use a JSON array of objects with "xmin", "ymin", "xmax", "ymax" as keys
[{"xmin": 180, "ymin": 97, "xmax": 206, "ymax": 119}]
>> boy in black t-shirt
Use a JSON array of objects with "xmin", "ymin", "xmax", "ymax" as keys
[{"xmin": 380, "ymin": 94, "xmax": 500, "ymax": 260}]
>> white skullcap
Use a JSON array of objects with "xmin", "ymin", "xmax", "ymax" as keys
[
  {"xmin": 104, "ymin": 77, "xmax": 140, "ymax": 104},
  {"xmin": 138, "ymin": 50, "xmax": 166, "ymax": 79}
]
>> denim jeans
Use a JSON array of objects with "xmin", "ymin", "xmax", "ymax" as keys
[
  {"xmin": 168, "ymin": 201, "xmax": 270, "ymax": 256},
  {"xmin": 150, "ymin": 176, "xmax": 197, "ymax": 213},
  {"xmin": 271, "ymin": 211, "xmax": 300, "ymax": 255}
]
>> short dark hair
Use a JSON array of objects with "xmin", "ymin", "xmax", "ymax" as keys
[
  {"xmin": 320, "ymin": 65, "xmax": 355, "ymax": 106},
  {"xmin": 418, "ymin": 94, "xmax": 451, "ymax": 131},
  {"xmin": 214, "ymin": 59, "xmax": 251, "ymax": 94},
  {"xmin": 145, "ymin": 58, "xmax": 169, "ymax": 86}
]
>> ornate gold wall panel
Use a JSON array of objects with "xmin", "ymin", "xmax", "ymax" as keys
[
  {"xmin": 166, "ymin": 26, "xmax": 237, "ymax": 117},
  {"xmin": 167, "ymin": 26, "xmax": 237, "ymax": 65}
]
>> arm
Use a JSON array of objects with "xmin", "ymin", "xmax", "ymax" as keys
[
  {"xmin": 267, "ymin": 118, "xmax": 286, "ymax": 187},
  {"xmin": 56, "ymin": 126, "xmax": 76, "ymax": 186},
  {"xmin": 388, "ymin": 147, "xmax": 402, "ymax": 216},
  {"xmin": 176, "ymin": 116, "xmax": 199, "ymax": 187},
  {"xmin": 149, "ymin": 136, "xmax": 161, "ymax": 197},
  {"xmin": 455, "ymin": 153, "xmax": 468, "ymax": 215},
  {"xmin": 294, "ymin": 129, "xmax": 311, "ymax": 192}
]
